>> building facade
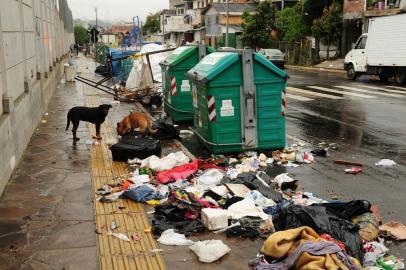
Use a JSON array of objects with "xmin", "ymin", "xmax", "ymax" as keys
[
  {"xmin": 0, "ymin": 0, "xmax": 74, "ymax": 195},
  {"xmin": 162, "ymin": 0, "xmax": 256, "ymax": 47}
]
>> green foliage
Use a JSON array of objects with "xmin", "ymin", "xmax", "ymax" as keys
[
  {"xmin": 143, "ymin": 12, "xmax": 160, "ymax": 34},
  {"xmin": 311, "ymin": 1, "xmax": 342, "ymax": 43},
  {"xmin": 74, "ymin": 25, "xmax": 89, "ymax": 45},
  {"xmin": 242, "ymin": 0, "xmax": 276, "ymax": 49},
  {"xmin": 276, "ymin": 3, "xmax": 309, "ymax": 43}
]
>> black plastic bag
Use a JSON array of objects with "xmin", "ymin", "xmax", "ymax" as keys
[
  {"xmin": 273, "ymin": 204, "xmax": 365, "ymax": 262},
  {"xmin": 151, "ymin": 116, "xmax": 180, "ymax": 140}
]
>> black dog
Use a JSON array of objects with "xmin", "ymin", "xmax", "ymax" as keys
[{"xmin": 66, "ymin": 104, "xmax": 112, "ymax": 141}]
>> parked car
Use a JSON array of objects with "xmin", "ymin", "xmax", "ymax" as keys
[{"xmin": 258, "ymin": 49, "xmax": 285, "ymax": 69}]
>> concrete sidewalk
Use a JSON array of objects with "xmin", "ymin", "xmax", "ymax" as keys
[
  {"xmin": 286, "ymin": 58, "xmax": 346, "ymax": 74},
  {"xmin": 0, "ymin": 57, "xmax": 98, "ymax": 269}
]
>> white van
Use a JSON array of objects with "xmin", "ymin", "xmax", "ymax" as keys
[{"xmin": 344, "ymin": 13, "xmax": 406, "ymax": 85}]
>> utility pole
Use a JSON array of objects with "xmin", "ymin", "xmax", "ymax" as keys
[
  {"xmin": 162, "ymin": 10, "xmax": 165, "ymax": 45},
  {"xmin": 94, "ymin": 7, "xmax": 98, "ymax": 59},
  {"xmin": 225, "ymin": 0, "xmax": 229, "ymax": 47}
]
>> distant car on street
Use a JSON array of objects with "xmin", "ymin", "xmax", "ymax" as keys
[{"xmin": 258, "ymin": 49, "xmax": 285, "ymax": 69}]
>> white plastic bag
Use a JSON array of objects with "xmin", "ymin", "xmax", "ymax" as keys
[
  {"xmin": 247, "ymin": 190, "xmax": 276, "ymax": 208},
  {"xmin": 227, "ymin": 197, "xmax": 270, "ymax": 220},
  {"xmin": 197, "ymin": 169, "xmax": 224, "ymax": 189},
  {"xmin": 274, "ymin": 173, "xmax": 295, "ymax": 188},
  {"xmin": 157, "ymin": 229, "xmax": 194, "ymax": 246},
  {"xmin": 141, "ymin": 152, "xmax": 189, "ymax": 172},
  {"xmin": 375, "ymin": 159, "xmax": 396, "ymax": 167},
  {"xmin": 189, "ymin": 240, "xmax": 230, "ymax": 263}
]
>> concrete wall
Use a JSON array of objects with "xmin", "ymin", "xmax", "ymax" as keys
[{"xmin": 0, "ymin": 0, "xmax": 74, "ymax": 195}]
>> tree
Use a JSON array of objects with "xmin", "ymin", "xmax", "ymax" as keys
[
  {"xmin": 276, "ymin": 3, "xmax": 309, "ymax": 43},
  {"xmin": 242, "ymin": 0, "xmax": 276, "ymax": 49},
  {"xmin": 311, "ymin": 1, "xmax": 342, "ymax": 60},
  {"xmin": 74, "ymin": 25, "xmax": 89, "ymax": 45},
  {"xmin": 143, "ymin": 12, "xmax": 160, "ymax": 35}
]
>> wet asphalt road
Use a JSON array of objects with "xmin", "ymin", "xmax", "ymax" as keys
[{"xmin": 181, "ymin": 68, "xmax": 406, "ymax": 257}]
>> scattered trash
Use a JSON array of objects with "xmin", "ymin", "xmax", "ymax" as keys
[
  {"xmin": 111, "ymin": 221, "xmax": 118, "ymax": 230},
  {"xmin": 131, "ymin": 234, "xmax": 140, "ymax": 242},
  {"xmin": 345, "ymin": 167, "xmax": 363, "ymax": 174},
  {"xmin": 44, "ymin": 112, "xmax": 49, "ymax": 116},
  {"xmin": 189, "ymin": 240, "xmax": 230, "ymax": 263},
  {"xmin": 380, "ymin": 221, "xmax": 406, "ymax": 241},
  {"xmin": 41, "ymin": 119, "xmax": 47, "ymax": 123},
  {"xmin": 334, "ymin": 160, "xmax": 364, "ymax": 166},
  {"xmin": 140, "ymin": 151, "xmax": 189, "ymax": 172},
  {"xmin": 201, "ymin": 208, "xmax": 229, "ymax": 231},
  {"xmin": 311, "ymin": 148, "xmax": 327, "ymax": 156},
  {"xmin": 157, "ymin": 229, "xmax": 194, "ymax": 246},
  {"xmin": 149, "ymin": 249, "xmax": 164, "ymax": 253},
  {"xmin": 375, "ymin": 159, "xmax": 397, "ymax": 167},
  {"xmin": 107, "ymin": 231, "xmax": 130, "ymax": 242}
]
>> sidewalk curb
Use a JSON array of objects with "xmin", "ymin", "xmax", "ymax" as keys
[{"xmin": 286, "ymin": 64, "xmax": 346, "ymax": 74}]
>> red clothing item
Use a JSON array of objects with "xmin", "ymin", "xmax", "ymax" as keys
[
  {"xmin": 198, "ymin": 159, "xmax": 225, "ymax": 171},
  {"xmin": 320, "ymin": 233, "xmax": 347, "ymax": 252},
  {"xmin": 156, "ymin": 160, "xmax": 199, "ymax": 184}
]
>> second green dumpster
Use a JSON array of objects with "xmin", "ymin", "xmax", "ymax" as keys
[
  {"xmin": 160, "ymin": 45, "xmax": 214, "ymax": 122},
  {"xmin": 186, "ymin": 49, "xmax": 288, "ymax": 154}
]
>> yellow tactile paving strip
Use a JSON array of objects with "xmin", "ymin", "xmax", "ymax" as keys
[{"xmin": 85, "ymin": 92, "xmax": 167, "ymax": 270}]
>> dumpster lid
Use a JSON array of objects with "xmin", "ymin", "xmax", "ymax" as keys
[
  {"xmin": 187, "ymin": 51, "xmax": 288, "ymax": 82},
  {"xmin": 160, "ymin": 46, "xmax": 197, "ymax": 67},
  {"xmin": 186, "ymin": 52, "xmax": 239, "ymax": 82}
]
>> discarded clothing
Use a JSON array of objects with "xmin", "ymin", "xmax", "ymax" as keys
[
  {"xmin": 226, "ymin": 216, "xmax": 274, "ymax": 239},
  {"xmin": 197, "ymin": 169, "xmax": 224, "ymax": 190},
  {"xmin": 252, "ymin": 241, "xmax": 361, "ymax": 270},
  {"xmin": 320, "ymin": 234, "xmax": 346, "ymax": 252},
  {"xmin": 152, "ymin": 218, "xmax": 205, "ymax": 236},
  {"xmin": 259, "ymin": 227, "xmax": 361, "ymax": 270},
  {"xmin": 156, "ymin": 160, "xmax": 198, "ymax": 184},
  {"xmin": 121, "ymin": 185, "xmax": 164, "ymax": 202},
  {"xmin": 272, "ymin": 204, "xmax": 364, "ymax": 261},
  {"xmin": 141, "ymin": 151, "xmax": 189, "ymax": 172},
  {"xmin": 379, "ymin": 221, "xmax": 406, "ymax": 241},
  {"xmin": 247, "ymin": 190, "xmax": 276, "ymax": 208}
]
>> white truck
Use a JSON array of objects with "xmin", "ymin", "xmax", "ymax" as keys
[{"xmin": 344, "ymin": 13, "xmax": 406, "ymax": 85}]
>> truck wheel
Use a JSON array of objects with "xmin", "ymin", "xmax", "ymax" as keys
[
  {"xmin": 394, "ymin": 68, "xmax": 406, "ymax": 85},
  {"xmin": 347, "ymin": 65, "xmax": 357, "ymax": 80}
]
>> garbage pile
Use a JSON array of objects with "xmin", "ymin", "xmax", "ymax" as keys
[{"xmin": 96, "ymin": 145, "xmax": 405, "ymax": 269}]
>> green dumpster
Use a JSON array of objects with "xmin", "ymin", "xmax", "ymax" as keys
[
  {"xmin": 160, "ymin": 45, "xmax": 214, "ymax": 122},
  {"xmin": 186, "ymin": 49, "xmax": 288, "ymax": 154}
]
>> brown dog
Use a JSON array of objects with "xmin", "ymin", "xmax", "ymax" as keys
[{"xmin": 116, "ymin": 112, "xmax": 157, "ymax": 135}]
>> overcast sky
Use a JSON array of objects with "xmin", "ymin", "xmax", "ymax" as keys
[{"xmin": 67, "ymin": 0, "xmax": 168, "ymax": 22}]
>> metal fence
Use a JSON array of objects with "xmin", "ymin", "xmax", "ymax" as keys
[{"xmin": 270, "ymin": 39, "xmax": 316, "ymax": 66}]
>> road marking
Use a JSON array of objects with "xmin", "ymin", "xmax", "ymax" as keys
[
  {"xmin": 287, "ymin": 87, "xmax": 343, "ymax": 100},
  {"xmin": 286, "ymin": 93, "xmax": 314, "ymax": 101},
  {"xmin": 354, "ymin": 84, "xmax": 406, "ymax": 94},
  {"xmin": 334, "ymin": 85, "xmax": 403, "ymax": 97},
  {"xmin": 385, "ymin": 85, "xmax": 406, "ymax": 91},
  {"xmin": 308, "ymin": 86, "xmax": 374, "ymax": 98}
]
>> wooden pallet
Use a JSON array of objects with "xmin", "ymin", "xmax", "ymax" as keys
[{"xmin": 85, "ymin": 94, "xmax": 167, "ymax": 270}]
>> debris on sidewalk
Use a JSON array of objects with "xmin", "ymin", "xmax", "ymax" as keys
[
  {"xmin": 93, "ymin": 130, "xmax": 404, "ymax": 268},
  {"xmin": 189, "ymin": 240, "xmax": 230, "ymax": 263},
  {"xmin": 345, "ymin": 167, "xmax": 363, "ymax": 174},
  {"xmin": 379, "ymin": 221, "xmax": 406, "ymax": 241},
  {"xmin": 107, "ymin": 231, "xmax": 130, "ymax": 242}
]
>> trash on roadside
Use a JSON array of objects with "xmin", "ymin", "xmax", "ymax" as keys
[
  {"xmin": 375, "ymin": 159, "xmax": 397, "ymax": 167},
  {"xmin": 110, "ymin": 220, "xmax": 118, "ymax": 230},
  {"xmin": 157, "ymin": 229, "xmax": 194, "ymax": 246},
  {"xmin": 345, "ymin": 167, "xmax": 363, "ymax": 174},
  {"xmin": 201, "ymin": 208, "xmax": 229, "ymax": 231},
  {"xmin": 311, "ymin": 148, "xmax": 328, "ymax": 156},
  {"xmin": 379, "ymin": 221, "xmax": 406, "ymax": 241},
  {"xmin": 189, "ymin": 240, "xmax": 230, "ymax": 263},
  {"xmin": 131, "ymin": 234, "xmax": 140, "ymax": 242},
  {"xmin": 334, "ymin": 160, "xmax": 364, "ymax": 166},
  {"xmin": 107, "ymin": 231, "xmax": 130, "ymax": 242}
]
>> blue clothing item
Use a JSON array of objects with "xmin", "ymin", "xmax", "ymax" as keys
[{"xmin": 122, "ymin": 185, "xmax": 164, "ymax": 202}]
